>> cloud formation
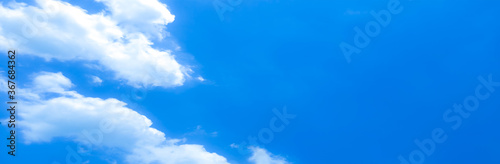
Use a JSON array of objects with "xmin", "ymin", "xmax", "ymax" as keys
[
  {"xmin": 0, "ymin": 71, "xmax": 293, "ymax": 163},
  {"xmin": 91, "ymin": 75, "xmax": 103, "ymax": 85},
  {"xmin": 96, "ymin": 0, "xmax": 175, "ymax": 39},
  {"xmin": 0, "ymin": 0, "xmax": 188, "ymax": 88},
  {"xmin": 16, "ymin": 72, "xmax": 229, "ymax": 164},
  {"xmin": 249, "ymin": 147, "xmax": 290, "ymax": 164},
  {"xmin": 0, "ymin": 0, "xmax": 293, "ymax": 163}
]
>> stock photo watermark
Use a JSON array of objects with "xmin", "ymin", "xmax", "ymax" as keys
[
  {"xmin": 5, "ymin": 50, "xmax": 17, "ymax": 157},
  {"xmin": 213, "ymin": 0, "xmax": 243, "ymax": 21},
  {"xmin": 51, "ymin": 118, "xmax": 116, "ymax": 164},
  {"xmin": 340, "ymin": 0, "xmax": 417, "ymax": 63},
  {"xmin": 231, "ymin": 106, "xmax": 296, "ymax": 155},
  {"xmin": 398, "ymin": 74, "xmax": 500, "ymax": 164},
  {"xmin": 3, "ymin": 0, "xmax": 60, "ymax": 158}
]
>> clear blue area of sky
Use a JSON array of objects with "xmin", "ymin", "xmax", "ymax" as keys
[{"xmin": 1, "ymin": 0, "xmax": 500, "ymax": 163}]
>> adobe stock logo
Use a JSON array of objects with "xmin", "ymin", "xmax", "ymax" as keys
[
  {"xmin": 398, "ymin": 74, "xmax": 500, "ymax": 164},
  {"xmin": 340, "ymin": 0, "xmax": 414, "ymax": 63},
  {"xmin": 233, "ymin": 106, "xmax": 296, "ymax": 155},
  {"xmin": 213, "ymin": 0, "xmax": 243, "ymax": 21}
]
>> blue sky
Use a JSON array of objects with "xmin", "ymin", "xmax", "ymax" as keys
[{"xmin": 0, "ymin": 0, "xmax": 500, "ymax": 163}]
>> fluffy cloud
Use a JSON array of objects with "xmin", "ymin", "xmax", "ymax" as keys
[
  {"xmin": 249, "ymin": 147, "xmax": 290, "ymax": 164},
  {"xmin": 31, "ymin": 71, "xmax": 73, "ymax": 93},
  {"xmin": 16, "ymin": 72, "xmax": 229, "ymax": 164},
  {"xmin": 127, "ymin": 144, "xmax": 229, "ymax": 164},
  {"xmin": 0, "ymin": 72, "xmax": 293, "ymax": 163},
  {"xmin": 96, "ymin": 0, "xmax": 175, "ymax": 39},
  {"xmin": 0, "ymin": 0, "xmax": 188, "ymax": 88},
  {"xmin": 90, "ymin": 75, "xmax": 103, "ymax": 85}
]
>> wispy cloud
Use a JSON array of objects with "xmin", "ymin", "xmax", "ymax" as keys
[
  {"xmin": 91, "ymin": 75, "xmax": 103, "ymax": 85},
  {"xmin": 249, "ymin": 147, "xmax": 291, "ymax": 164}
]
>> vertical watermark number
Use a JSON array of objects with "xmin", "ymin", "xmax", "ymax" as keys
[{"xmin": 6, "ymin": 50, "xmax": 17, "ymax": 156}]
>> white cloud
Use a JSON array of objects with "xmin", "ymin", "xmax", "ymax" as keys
[
  {"xmin": 184, "ymin": 125, "xmax": 218, "ymax": 137},
  {"xmin": 0, "ymin": 0, "xmax": 189, "ymax": 88},
  {"xmin": 197, "ymin": 76, "xmax": 206, "ymax": 82},
  {"xmin": 91, "ymin": 75, "xmax": 103, "ymax": 85},
  {"xmin": 96, "ymin": 0, "xmax": 175, "ymax": 39},
  {"xmin": 31, "ymin": 71, "xmax": 73, "ymax": 93},
  {"xmin": 229, "ymin": 143, "xmax": 239, "ymax": 149},
  {"xmin": 15, "ymin": 72, "xmax": 229, "ymax": 164},
  {"xmin": 249, "ymin": 147, "xmax": 290, "ymax": 164},
  {"xmin": 127, "ymin": 144, "xmax": 229, "ymax": 164}
]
